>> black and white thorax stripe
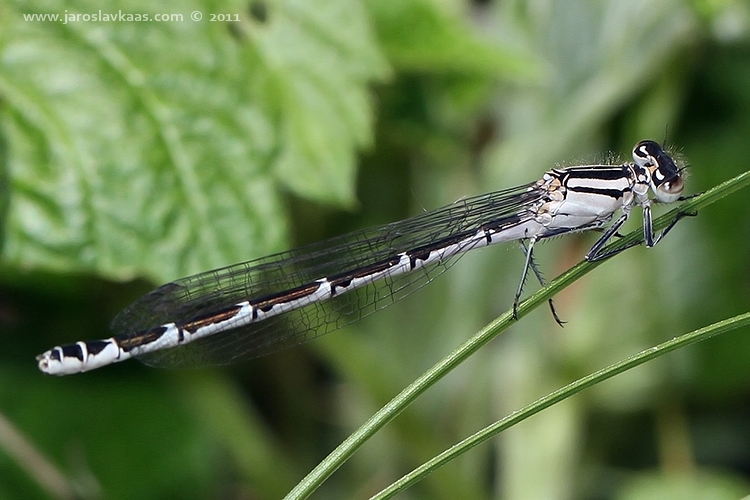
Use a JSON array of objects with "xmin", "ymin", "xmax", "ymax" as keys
[
  {"xmin": 530, "ymin": 164, "xmax": 640, "ymax": 232},
  {"xmin": 37, "ymin": 140, "xmax": 689, "ymax": 376}
]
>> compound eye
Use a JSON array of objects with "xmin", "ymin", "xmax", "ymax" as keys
[
  {"xmin": 633, "ymin": 140, "xmax": 661, "ymax": 167},
  {"xmin": 656, "ymin": 176, "xmax": 684, "ymax": 202}
]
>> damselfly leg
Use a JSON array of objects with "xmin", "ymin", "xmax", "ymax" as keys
[
  {"xmin": 586, "ymin": 203, "xmax": 696, "ymax": 262},
  {"xmin": 514, "ymin": 239, "xmax": 565, "ymax": 326}
]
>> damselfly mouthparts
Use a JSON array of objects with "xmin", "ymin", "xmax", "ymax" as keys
[{"xmin": 37, "ymin": 140, "xmax": 691, "ymax": 375}]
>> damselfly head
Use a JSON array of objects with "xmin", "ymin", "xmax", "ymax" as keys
[{"xmin": 633, "ymin": 140, "xmax": 685, "ymax": 203}]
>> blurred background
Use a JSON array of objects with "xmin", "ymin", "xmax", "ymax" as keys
[{"xmin": 1, "ymin": 0, "xmax": 750, "ymax": 498}]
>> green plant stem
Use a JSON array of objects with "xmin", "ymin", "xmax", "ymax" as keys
[
  {"xmin": 284, "ymin": 168, "xmax": 750, "ymax": 500},
  {"xmin": 371, "ymin": 311, "xmax": 750, "ymax": 499}
]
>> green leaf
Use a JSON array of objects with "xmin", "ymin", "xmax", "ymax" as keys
[
  {"xmin": 0, "ymin": 0, "xmax": 389, "ymax": 282},
  {"xmin": 367, "ymin": 0, "xmax": 541, "ymax": 79},
  {"xmin": 246, "ymin": 0, "xmax": 390, "ymax": 206}
]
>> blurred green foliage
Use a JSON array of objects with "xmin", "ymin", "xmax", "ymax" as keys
[{"xmin": 1, "ymin": 0, "xmax": 750, "ymax": 499}]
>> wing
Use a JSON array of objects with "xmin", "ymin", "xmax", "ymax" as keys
[{"xmin": 110, "ymin": 182, "xmax": 542, "ymax": 369}]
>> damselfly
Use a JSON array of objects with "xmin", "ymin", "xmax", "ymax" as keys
[{"xmin": 37, "ymin": 140, "xmax": 691, "ymax": 375}]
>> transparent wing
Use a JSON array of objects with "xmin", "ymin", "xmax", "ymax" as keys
[{"xmin": 111, "ymin": 182, "xmax": 542, "ymax": 369}]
